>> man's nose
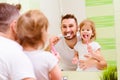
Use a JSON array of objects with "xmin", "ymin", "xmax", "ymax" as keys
[{"xmin": 66, "ymin": 27, "xmax": 71, "ymax": 32}]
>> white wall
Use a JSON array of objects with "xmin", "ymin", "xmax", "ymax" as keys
[
  {"xmin": 113, "ymin": 0, "xmax": 120, "ymax": 79},
  {"xmin": 60, "ymin": 0, "xmax": 87, "ymax": 24},
  {"xmin": 39, "ymin": 0, "xmax": 62, "ymax": 36},
  {"xmin": 39, "ymin": 0, "xmax": 87, "ymax": 36}
]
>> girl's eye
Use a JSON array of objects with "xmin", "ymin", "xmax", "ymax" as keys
[
  {"xmin": 87, "ymin": 29, "xmax": 90, "ymax": 31},
  {"xmin": 82, "ymin": 29, "xmax": 84, "ymax": 31}
]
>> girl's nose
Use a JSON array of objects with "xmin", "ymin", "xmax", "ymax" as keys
[{"xmin": 84, "ymin": 30, "xmax": 88, "ymax": 32}]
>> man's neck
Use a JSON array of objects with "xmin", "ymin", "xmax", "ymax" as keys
[
  {"xmin": 0, "ymin": 32, "xmax": 8, "ymax": 37},
  {"xmin": 65, "ymin": 36, "xmax": 77, "ymax": 49},
  {"xmin": 0, "ymin": 32, "xmax": 15, "ymax": 40}
]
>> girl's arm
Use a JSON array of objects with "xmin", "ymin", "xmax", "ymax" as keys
[{"xmin": 49, "ymin": 65, "xmax": 62, "ymax": 80}]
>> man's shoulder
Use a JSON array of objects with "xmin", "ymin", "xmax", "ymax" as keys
[
  {"xmin": 0, "ymin": 36, "xmax": 23, "ymax": 55},
  {"xmin": 54, "ymin": 38, "xmax": 67, "ymax": 52},
  {"xmin": 56, "ymin": 38, "xmax": 65, "ymax": 46}
]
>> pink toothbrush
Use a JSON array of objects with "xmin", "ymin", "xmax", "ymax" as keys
[
  {"xmin": 51, "ymin": 45, "xmax": 57, "ymax": 55},
  {"xmin": 85, "ymin": 35, "xmax": 88, "ymax": 45}
]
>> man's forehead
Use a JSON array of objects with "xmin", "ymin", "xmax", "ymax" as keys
[{"xmin": 62, "ymin": 19, "xmax": 76, "ymax": 24}]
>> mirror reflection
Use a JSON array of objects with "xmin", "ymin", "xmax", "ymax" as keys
[{"xmin": 43, "ymin": 0, "xmax": 117, "ymax": 72}]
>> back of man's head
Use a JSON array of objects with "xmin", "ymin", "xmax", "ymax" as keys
[{"xmin": 0, "ymin": 3, "xmax": 19, "ymax": 32}]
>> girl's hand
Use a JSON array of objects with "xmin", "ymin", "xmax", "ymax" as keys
[
  {"xmin": 87, "ymin": 44, "xmax": 93, "ymax": 54},
  {"xmin": 72, "ymin": 57, "xmax": 78, "ymax": 64}
]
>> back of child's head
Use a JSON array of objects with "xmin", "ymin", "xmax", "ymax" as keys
[{"xmin": 16, "ymin": 10, "xmax": 48, "ymax": 48}]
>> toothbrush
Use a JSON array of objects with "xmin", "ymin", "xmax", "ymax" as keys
[
  {"xmin": 85, "ymin": 35, "xmax": 93, "ymax": 54},
  {"xmin": 85, "ymin": 35, "xmax": 92, "ymax": 53},
  {"xmin": 85, "ymin": 35, "xmax": 89, "ymax": 45},
  {"xmin": 52, "ymin": 33, "xmax": 71, "ymax": 55},
  {"xmin": 58, "ymin": 33, "xmax": 71, "ymax": 38},
  {"xmin": 51, "ymin": 45, "xmax": 57, "ymax": 55}
]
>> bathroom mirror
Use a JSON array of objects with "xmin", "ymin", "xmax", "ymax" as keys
[{"xmin": 40, "ymin": 0, "xmax": 117, "ymax": 72}]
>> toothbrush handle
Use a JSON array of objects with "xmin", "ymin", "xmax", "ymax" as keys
[{"xmin": 51, "ymin": 46, "xmax": 57, "ymax": 55}]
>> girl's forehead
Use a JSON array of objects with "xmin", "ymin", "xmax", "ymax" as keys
[{"xmin": 82, "ymin": 24, "xmax": 91, "ymax": 29}]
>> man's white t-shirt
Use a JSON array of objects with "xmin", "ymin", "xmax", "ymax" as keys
[
  {"xmin": 0, "ymin": 36, "xmax": 35, "ymax": 80},
  {"xmin": 54, "ymin": 35, "xmax": 81, "ymax": 71}
]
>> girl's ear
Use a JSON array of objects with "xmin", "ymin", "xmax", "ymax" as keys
[{"xmin": 92, "ymin": 33, "xmax": 94, "ymax": 36}]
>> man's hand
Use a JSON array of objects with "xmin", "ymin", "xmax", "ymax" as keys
[
  {"xmin": 79, "ymin": 58, "xmax": 97, "ymax": 70},
  {"xmin": 49, "ymin": 36, "xmax": 60, "ymax": 46}
]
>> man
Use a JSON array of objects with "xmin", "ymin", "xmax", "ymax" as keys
[
  {"xmin": 0, "ymin": 3, "xmax": 36, "ymax": 80},
  {"xmin": 49, "ymin": 14, "xmax": 79, "ymax": 71},
  {"xmin": 49, "ymin": 14, "xmax": 107, "ymax": 71}
]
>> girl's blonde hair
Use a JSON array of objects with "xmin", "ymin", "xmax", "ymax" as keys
[
  {"xmin": 16, "ymin": 10, "xmax": 48, "ymax": 49},
  {"xmin": 79, "ymin": 19, "xmax": 96, "ymax": 40}
]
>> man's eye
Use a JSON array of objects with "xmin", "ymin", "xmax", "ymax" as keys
[
  {"xmin": 62, "ymin": 26, "xmax": 66, "ymax": 28},
  {"xmin": 69, "ymin": 25, "xmax": 73, "ymax": 27}
]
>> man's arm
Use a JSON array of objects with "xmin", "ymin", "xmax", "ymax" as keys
[{"xmin": 79, "ymin": 49, "xmax": 107, "ymax": 70}]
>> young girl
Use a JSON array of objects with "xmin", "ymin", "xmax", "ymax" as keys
[
  {"xmin": 15, "ymin": 10, "xmax": 62, "ymax": 80},
  {"xmin": 72, "ymin": 19, "xmax": 107, "ymax": 71}
]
